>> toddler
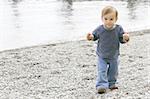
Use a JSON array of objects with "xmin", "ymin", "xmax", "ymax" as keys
[{"xmin": 87, "ymin": 6, "xmax": 129, "ymax": 94}]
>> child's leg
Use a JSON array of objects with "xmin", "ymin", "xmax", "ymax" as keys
[
  {"xmin": 96, "ymin": 56, "xmax": 109, "ymax": 89},
  {"xmin": 107, "ymin": 58, "xmax": 119, "ymax": 88}
]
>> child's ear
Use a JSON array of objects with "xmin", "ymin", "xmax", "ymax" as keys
[{"xmin": 115, "ymin": 17, "xmax": 118, "ymax": 22}]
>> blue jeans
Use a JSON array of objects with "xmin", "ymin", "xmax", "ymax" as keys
[{"xmin": 96, "ymin": 56, "xmax": 119, "ymax": 89}]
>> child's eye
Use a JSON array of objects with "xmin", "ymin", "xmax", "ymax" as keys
[
  {"xmin": 104, "ymin": 18, "xmax": 107, "ymax": 20},
  {"xmin": 110, "ymin": 18, "xmax": 113, "ymax": 21}
]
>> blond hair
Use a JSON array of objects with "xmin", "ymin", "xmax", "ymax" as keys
[{"xmin": 101, "ymin": 6, "xmax": 118, "ymax": 19}]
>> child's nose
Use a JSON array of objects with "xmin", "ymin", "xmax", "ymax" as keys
[
  {"xmin": 106, "ymin": 20, "xmax": 110, "ymax": 23},
  {"xmin": 107, "ymin": 20, "xmax": 111, "ymax": 24}
]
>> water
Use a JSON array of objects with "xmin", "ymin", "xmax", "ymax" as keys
[{"xmin": 0, "ymin": 0, "xmax": 150, "ymax": 51}]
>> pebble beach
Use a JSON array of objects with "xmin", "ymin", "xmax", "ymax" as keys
[{"xmin": 0, "ymin": 30, "xmax": 150, "ymax": 99}]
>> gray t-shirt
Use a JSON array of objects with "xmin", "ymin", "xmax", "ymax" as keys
[{"xmin": 92, "ymin": 24, "xmax": 125, "ymax": 59}]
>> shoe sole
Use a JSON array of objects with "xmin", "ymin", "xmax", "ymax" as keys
[
  {"xmin": 109, "ymin": 86, "xmax": 118, "ymax": 90},
  {"xmin": 97, "ymin": 88, "xmax": 106, "ymax": 94}
]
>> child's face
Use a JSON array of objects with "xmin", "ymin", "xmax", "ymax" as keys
[{"xmin": 102, "ymin": 12, "xmax": 117, "ymax": 29}]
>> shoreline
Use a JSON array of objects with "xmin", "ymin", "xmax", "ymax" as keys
[
  {"xmin": 0, "ymin": 28, "xmax": 150, "ymax": 98},
  {"xmin": 0, "ymin": 28, "xmax": 150, "ymax": 53}
]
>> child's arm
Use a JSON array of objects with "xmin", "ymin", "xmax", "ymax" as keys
[
  {"xmin": 123, "ymin": 33, "xmax": 130, "ymax": 43},
  {"xmin": 87, "ymin": 33, "xmax": 94, "ymax": 41}
]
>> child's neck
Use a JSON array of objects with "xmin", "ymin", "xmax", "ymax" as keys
[{"xmin": 103, "ymin": 24, "xmax": 116, "ymax": 30}]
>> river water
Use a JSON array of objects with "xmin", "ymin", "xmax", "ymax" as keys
[{"xmin": 0, "ymin": 0, "xmax": 150, "ymax": 51}]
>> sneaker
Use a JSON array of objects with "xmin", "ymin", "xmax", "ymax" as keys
[
  {"xmin": 97, "ymin": 87, "xmax": 106, "ymax": 94},
  {"xmin": 109, "ymin": 85, "xmax": 118, "ymax": 90}
]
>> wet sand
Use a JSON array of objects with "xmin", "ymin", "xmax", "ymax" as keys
[{"xmin": 0, "ymin": 31, "xmax": 150, "ymax": 98}]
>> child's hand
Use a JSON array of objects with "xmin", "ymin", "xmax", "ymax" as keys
[
  {"xmin": 87, "ymin": 33, "xmax": 94, "ymax": 41},
  {"xmin": 123, "ymin": 32, "xmax": 129, "ymax": 43}
]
